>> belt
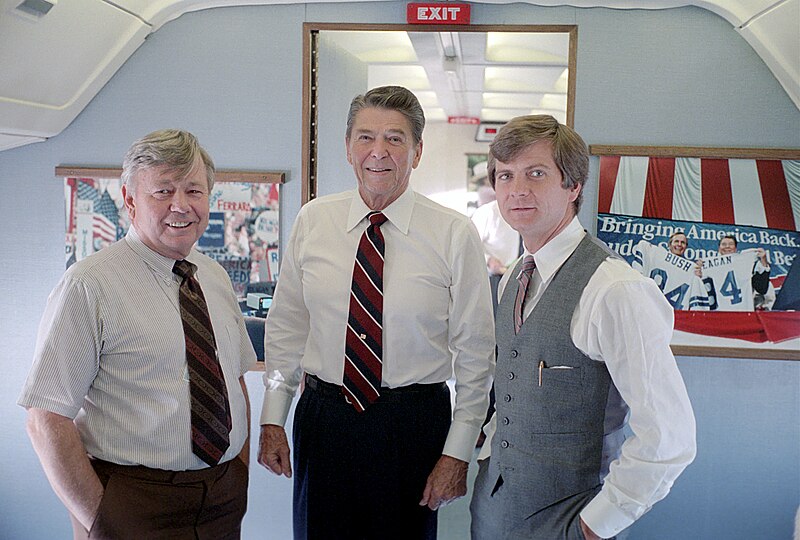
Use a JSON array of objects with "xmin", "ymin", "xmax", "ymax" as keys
[
  {"xmin": 89, "ymin": 457, "xmax": 234, "ymax": 485},
  {"xmin": 304, "ymin": 373, "xmax": 446, "ymax": 403}
]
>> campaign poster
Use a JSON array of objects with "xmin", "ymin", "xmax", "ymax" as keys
[
  {"xmin": 64, "ymin": 177, "xmax": 280, "ymax": 303},
  {"xmin": 594, "ymin": 152, "xmax": 800, "ymax": 356}
]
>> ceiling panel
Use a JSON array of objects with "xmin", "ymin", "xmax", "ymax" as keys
[
  {"xmin": 485, "ymin": 32, "xmax": 570, "ymax": 63},
  {"xmin": 322, "ymin": 31, "xmax": 418, "ymax": 63},
  {"xmin": 737, "ymin": 0, "xmax": 800, "ymax": 107},
  {"xmin": 0, "ymin": 0, "xmax": 149, "ymax": 136},
  {"xmin": 330, "ymin": 30, "xmax": 571, "ymax": 123},
  {"xmin": 0, "ymin": 0, "xmax": 147, "ymax": 106},
  {"xmin": 484, "ymin": 66, "xmax": 568, "ymax": 94},
  {"xmin": 368, "ymin": 64, "xmax": 432, "ymax": 90},
  {"xmin": 0, "ymin": 0, "xmax": 796, "ymax": 151}
]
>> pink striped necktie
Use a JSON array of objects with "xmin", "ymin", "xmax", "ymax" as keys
[
  {"xmin": 343, "ymin": 212, "xmax": 388, "ymax": 412},
  {"xmin": 173, "ymin": 260, "xmax": 231, "ymax": 465},
  {"xmin": 514, "ymin": 255, "xmax": 536, "ymax": 334}
]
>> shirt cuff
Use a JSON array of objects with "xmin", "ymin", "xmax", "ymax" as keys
[
  {"xmin": 476, "ymin": 414, "xmax": 496, "ymax": 461},
  {"xmin": 579, "ymin": 488, "xmax": 636, "ymax": 539},
  {"xmin": 259, "ymin": 390, "xmax": 292, "ymax": 426},
  {"xmin": 442, "ymin": 420, "xmax": 481, "ymax": 462}
]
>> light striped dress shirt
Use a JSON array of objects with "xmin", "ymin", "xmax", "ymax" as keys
[{"xmin": 19, "ymin": 227, "xmax": 256, "ymax": 470}]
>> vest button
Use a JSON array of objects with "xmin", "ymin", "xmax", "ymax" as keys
[
  {"xmin": 502, "ymin": 417, "xmax": 510, "ymax": 425},
  {"xmin": 507, "ymin": 372, "xmax": 515, "ymax": 380},
  {"xmin": 504, "ymin": 394, "xmax": 512, "ymax": 402},
  {"xmin": 500, "ymin": 440, "xmax": 509, "ymax": 448},
  {"xmin": 510, "ymin": 350, "xmax": 518, "ymax": 358}
]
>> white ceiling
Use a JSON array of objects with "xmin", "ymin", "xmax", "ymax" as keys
[
  {"xmin": 321, "ymin": 30, "xmax": 571, "ymax": 124},
  {"xmin": 0, "ymin": 0, "xmax": 797, "ymax": 152}
]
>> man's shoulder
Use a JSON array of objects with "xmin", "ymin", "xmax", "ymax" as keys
[
  {"xmin": 191, "ymin": 250, "xmax": 235, "ymax": 283},
  {"xmin": 579, "ymin": 235, "xmax": 652, "ymax": 287},
  {"xmin": 412, "ymin": 191, "xmax": 472, "ymax": 226},
  {"xmin": 302, "ymin": 190, "xmax": 353, "ymax": 213},
  {"xmin": 587, "ymin": 254, "xmax": 668, "ymax": 313},
  {"xmin": 65, "ymin": 239, "xmax": 134, "ymax": 281},
  {"xmin": 582, "ymin": 234, "xmax": 621, "ymax": 260}
]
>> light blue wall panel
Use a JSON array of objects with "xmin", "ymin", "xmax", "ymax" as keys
[{"xmin": 1, "ymin": 3, "xmax": 797, "ymax": 539}]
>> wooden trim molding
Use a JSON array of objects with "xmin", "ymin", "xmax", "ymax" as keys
[
  {"xmin": 671, "ymin": 345, "xmax": 800, "ymax": 361},
  {"xmin": 55, "ymin": 167, "xmax": 285, "ymax": 184},
  {"xmin": 589, "ymin": 145, "xmax": 800, "ymax": 160}
]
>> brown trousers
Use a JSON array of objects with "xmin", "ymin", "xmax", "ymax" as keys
[{"xmin": 70, "ymin": 457, "xmax": 248, "ymax": 540}]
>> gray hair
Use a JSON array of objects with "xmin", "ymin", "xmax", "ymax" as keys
[
  {"xmin": 488, "ymin": 115, "xmax": 588, "ymax": 212},
  {"xmin": 121, "ymin": 129, "xmax": 215, "ymax": 193},
  {"xmin": 346, "ymin": 86, "xmax": 425, "ymax": 145}
]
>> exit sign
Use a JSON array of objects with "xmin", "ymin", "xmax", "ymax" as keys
[{"xmin": 407, "ymin": 3, "xmax": 471, "ymax": 24}]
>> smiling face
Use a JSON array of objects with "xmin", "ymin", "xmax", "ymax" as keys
[
  {"xmin": 494, "ymin": 139, "xmax": 580, "ymax": 253},
  {"xmin": 122, "ymin": 156, "xmax": 210, "ymax": 260},
  {"xmin": 346, "ymin": 107, "xmax": 422, "ymax": 210},
  {"xmin": 718, "ymin": 237, "xmax": 737, "ymax": 255},
  {"xmin": 669, "ymin": 233, "xmax": 688, "ymax": 256}
]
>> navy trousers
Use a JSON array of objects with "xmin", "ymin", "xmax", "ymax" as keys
[{"xmin": 293, "ymin": 374, "xmax": 451, "ymax": 540}]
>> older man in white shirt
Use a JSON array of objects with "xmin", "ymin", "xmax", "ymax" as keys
[{"xmin": 258, "ymin": 86, "xmax": 494, "ymax": 540}]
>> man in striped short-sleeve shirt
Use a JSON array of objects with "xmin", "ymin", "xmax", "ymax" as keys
[{"xmin": 19, "ymin": 130, "xmax": 255, "ymax": 539}]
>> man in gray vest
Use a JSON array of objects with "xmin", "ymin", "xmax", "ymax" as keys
[{"xmin": 469, "ymin": 116, "xmax": 696, "ymax": 540}]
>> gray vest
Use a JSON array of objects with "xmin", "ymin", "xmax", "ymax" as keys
[{"xmin": 491, "ymin": 235, "xmax": 616, "ymax": 515}]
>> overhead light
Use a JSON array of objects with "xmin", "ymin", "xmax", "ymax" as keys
[
  {"xmin": 438, "ymin": 32, "xmax": 461, "ymax": 59},
  {"xmin": 16, "ymin": 0, "xmax": 56, "ymax": 17}
]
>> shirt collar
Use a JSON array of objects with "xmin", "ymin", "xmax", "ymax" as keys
[
  {"xmin": 125, "ymin": 225, "xmax": 197, "ymax": 281},
  {"xmin": 521, "ymin": 217, "xmax": 586, "ymax": 283},
  {"xmin": 346, "ymin": 186, "xmax": 414, "ymax": 235}
]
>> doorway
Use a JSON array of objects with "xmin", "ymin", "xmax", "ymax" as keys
[{"xmin": 302, "ymin": 23, "xmax": 577, "ymax": 210}]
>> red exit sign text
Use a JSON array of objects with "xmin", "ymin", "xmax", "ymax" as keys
[{"xmin": 407, "ymin": 3, "xmax": 471, "ymax": 24}]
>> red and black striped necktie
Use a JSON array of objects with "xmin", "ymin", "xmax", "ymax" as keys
[
  {"xmin": 343, "ymin": 211, "xmax": 388, "ymax": 412},
  {"xmin": 173, "ymin": 260, "xmax": 231, "ymax": 465}
]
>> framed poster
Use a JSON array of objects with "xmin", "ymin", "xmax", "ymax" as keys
[
  {"xmin": 590, "ymin": 146, "xmax": 800, "ymax": 360},
  {"xmin": 59, "ymin": 167, "xmax": 284, "ymax": 302}
]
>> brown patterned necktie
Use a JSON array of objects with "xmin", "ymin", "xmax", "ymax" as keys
[
  {"xmin": 514, "ymin": 255, "xmax": 536, "ymax": 334},
  {"xmin": 342, "ymin": 212, "xmax": 388, "ymax": 412},
  {"xmin": 173, "ymin": 260, "xmax": 231, "ymax": 465}
]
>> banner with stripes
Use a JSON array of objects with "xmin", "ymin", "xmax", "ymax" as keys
[
  {"xmin": 598, "ymin": 156, "xmax": 800, "ymax": 231},
  {"xmin": 596, "ymin": 154, "xmax": 800, "ymax": 344}
]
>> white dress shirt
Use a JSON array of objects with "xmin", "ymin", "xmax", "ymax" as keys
[
  {"xmin": 480, "ymin": 217, "xmax": 696, "ymax": 539},
  {"xmin": 260, "ymin": 187, "xmax": 495, "ymax": 461},
  {"xmin": 19, "ymin": 227, "xmax": 256, "ymax": 470},
  {"xmin": 470, "ymin": 200, "xmax": 520, "ymax": 269}
]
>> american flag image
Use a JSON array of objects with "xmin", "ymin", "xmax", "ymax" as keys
[
  {"xmin": 598, "ymin": 157, "xmax": 800, "ymax": 231},
  {"xmin": 93, "ymin": 189, "xmax": 120, "ymax": 244},
  {"xmin": 77, "ymin": 179, "xmax": 99, "ymax": 203}
]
